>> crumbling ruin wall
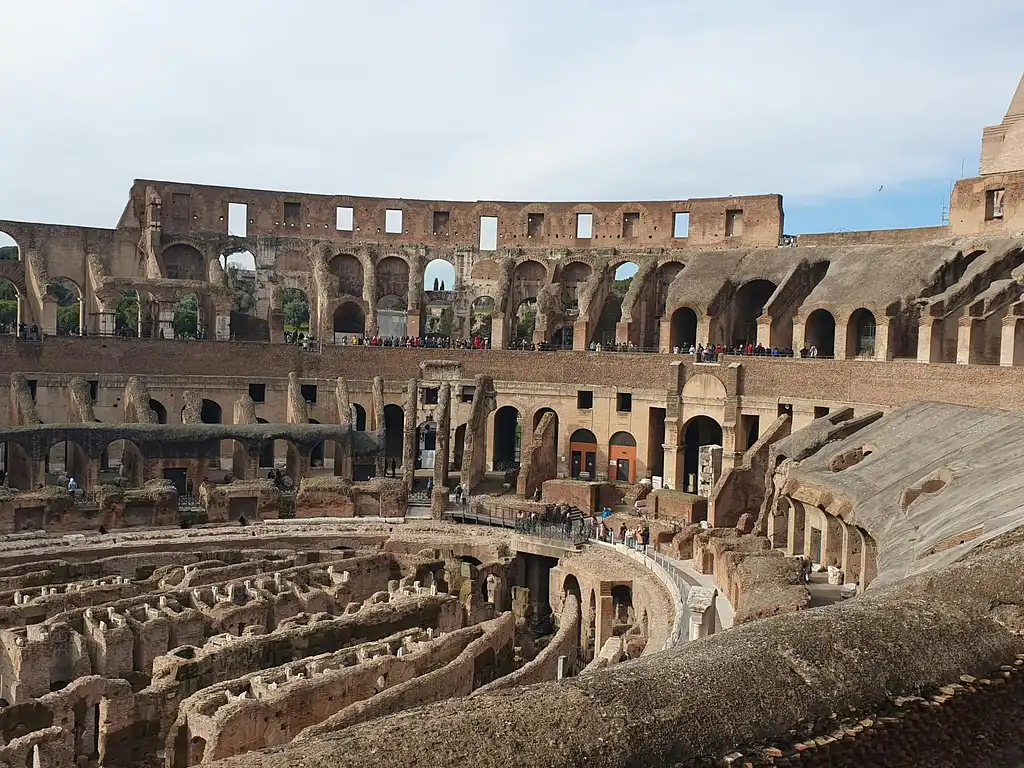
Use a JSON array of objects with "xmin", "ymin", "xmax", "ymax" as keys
[
  {"xmin": 709, "ymin": 413, "xmax": 790, "ymax": 528},
  {"xmin": 372, "ymin": 376, "xmax": 386, "ymax": 477},
  {"xmin": 8, "ymin": 374, "xmax": 41, "ymax": 426},
  {"xmin": 286, "ymin": 372, "xmax": 310, "ymax": 424},
  {"xmin": 474, "ymin": 592, "xmax": 579, "ymax": 694},
  {"xmin": 123, "ymin": 377, "xmax": 158, "ymax": 424},
  {"xmin": 200, "ymin": 480, "xmax": 281, "ymax": 523},
  {"xmin": 517, "ymin": 411, "xmax": 557, "ymax": 500},
  {"xmin": 296, "ymin": 612, "xmax": 515, "ymax": 741},
  {"xmin": 334, "ymin": 377, "xmax": 354, "ymax": 480},
  {"xmin": 66, "ymin": 377, "xmax": 97, "ymax": 424},
  {"xmin": 460, "ymin": 375, "xmax": 497, "ymax": 494},
  {"xmin": 180, "ymin": 391, "xmax": 203, "ymax": 425},
  {"xmin": 402, "ymin": 378, "xmax": 417, "ymax": 490},
  {"xmin": 232, "ymin": 395, "xmax": 257, "ymax": 425}
]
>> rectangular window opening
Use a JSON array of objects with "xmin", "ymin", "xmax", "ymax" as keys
[
  {"xmin": 527, "ymin": 213, "xmax": 544, "ymax": 238},
  {"xmin": 300, "ymin": 384, "xmax": 317, "ymax": 404},
  {"xmin": 576, "ymin": 212, "xmax": 594, "ymax": 239},
  {"xmin": 88, "ymin": 380, "xmax": 99, "ymax": 402},
  {"xmin": 228, "ymin": 203, "xmax": 248, "ymax": 237},
  {"xmin": 479, "ymin": 216, "xmax": 498, "ymax": 251},
  {"xmin": 423, "ymin": 387, "xmax": 439, "ymax": 405},
  {"xmin": 433, "ymin": 211, "xmax": 450, "ymax": 237},
  {"xmin": 622, "ymin": 212, "xmax": 640, "ymax": 238},
  {"xmin": 27, "ymin": 380, "xmax": 37, "ymax": 399},
  {"xmin": 577, "ymin": 390, "xmax": 594, "ymax": 410},
  {"xmin": 814, "ymin": 406, "xmax": 830, "ymax": 419},
  {"xmin": 725, "ymin": 209, "xmax": 744, "ymax": 237},
  {"xmin": 986, "ymin": 189, "xmax": 1005, "ymax": 220},
  {"xmin": 336, "ymin": 207, "xmax": 354, "ymax": 231},
  {"xmin": 777, "ymin": 402, "xmax": 793, "ymax": 418},
  {"xmin": 461, "ymin": 386, "xmax": 475, "ymax": 404},
  {"xmin": 740, "ymin": 414, "xmax": 760, "ymax": 452},
  {"xmin": 249, "ymin": 383, "xmax": 267, "ymax": 403},
  {"xmin": 385, "ymin": 209, "xmax": 404, "ymax": 234},
  {"xmin": 616, "ymin": 392, "xmax": 632, "ymax": 412},
  {"xmin": 284, "ymin": 202, "xmax": 302, "ymax": 227},
  {"xmin": 673, "ymin": 212, "xmax": 690, "ymax": 238}
]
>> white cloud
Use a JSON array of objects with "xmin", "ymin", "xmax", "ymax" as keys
[{"xmin": 0, "ymin": 0, "xmax": 1020, "ymax": 227}]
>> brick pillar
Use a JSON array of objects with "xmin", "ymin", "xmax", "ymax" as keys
[
  {"xmin": 787, "ymin": 499, "xmax": 806, "ymax": 556},
  {"xmin": 659, "ymin": 319, "xmax": 672, "ymax": 352},
  {"xmin": 215, "ymin": 313, "xmax": 231, "ymax": 341},
  {"xmin": 874, "ymin": 319, "xmax": 894, "ymax": 361},
  {"xmin": 1000, "ymin": 314, "xmax": 1024, "ymax": 366},
  {"xmin": 596, "ymin": 587, "xmax": 615, "ymax": 653},
  {"xmin": 41, "ymin": 298, "xmax": 57, "ymax": 336},
  {"xmin": 956, "ymin": 316, "xmax": 982, "ymax": 365},
  {"xmin": 917, "ymin": 316, "xmax": 941, "ymax": 363},
  {"xmin": 756, "ymin": 318, "xmax": 771, "ymax": 348},
  {"xmin": 572, "ymin": 319, "xmax": 589, "ymax": 350},
  {"xmin": 792, "ymin": 318, "xmax": 806, "ymax": 351}
]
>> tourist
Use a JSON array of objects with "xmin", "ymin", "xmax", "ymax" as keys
[
  {"xmin": 426, "ymin": 477, "xmax": 433, "ymax": 495},
  {"xmin": 640, "ymin": 524, "xmax": 650, "ymax": 554},
  {"xmin": 625, "ymin": 527, "xmax": 635, "ymax": 550},
  {"xmin": 67, "ymin": 476, "xmax": 77, "ymax": 500},
  {"xmin": 618, "ymin": 522, "xmax": 627, "ymax": 546},
  {"xmin": 454, "ymin": 483, "xmax": 463, "ymax": 505}
]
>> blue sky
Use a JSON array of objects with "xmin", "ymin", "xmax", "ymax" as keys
[{"xmin": 0, "ymin": 0, "xmax": 1020, "ymax": 282}]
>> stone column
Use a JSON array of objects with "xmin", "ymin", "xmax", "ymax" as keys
[
  {"xmin": 686, "ymin": 586, "xmax": 717, "ymax": 640},
  {"xmin": 659, "ymin": 319, "xmax": 672, "ymax": 353},
  {"xmin": 402, "ymin": 378, "xmax": 417, "ymax": 489},
  {"xmin": 431, "ymin": 382, "xmax": 452, "ymax": 518},
  {"xmin": 874, "ymin": 319, "xmax": 894, "ymax": 361},
  {"xmin": 572, "ymin": 319, "xmax": 589, "ymax": 351},
  {"xmin": 595, "ymin": 586, "xmax": 615, "ymax": 653},
  {"xmin": 956, "ymin": 315, "xmax": 982, "ymax": 365},
  {"xmin": 755, "ymin": 318, "xmax": 771, "ymax": 349},
  {"xmin": 787, "ymin": 499, "xmax": 806, "ymax": 556},
  {"xmin": 917, "ymin": 316, "xmax": 941, "ymax": 363},
  {"xmin": 215, "ymin": 313, "xmax": 231, "ymax": 341},
  {"xmin": 792, "ymin": 317, "xmax": 806, "ymax": 351},
  {"xmin": 372, "ymin": 376, "xmax": 386, "ymax": 477},
  {"xmin": 1000, "ymin": 313, "xmax": 1024, "ymax": 366},
  {"xmin": 41, "ymin": 298, "xmax": 57, "ymax": 336},
  {"xmin": 97, "ymin": 311, "xmax": 116, "ymax": 336}
]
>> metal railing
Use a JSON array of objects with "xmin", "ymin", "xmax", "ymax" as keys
[{"xmin": 442, "ymin": 504, "xmax": 589, "ymax": 546}]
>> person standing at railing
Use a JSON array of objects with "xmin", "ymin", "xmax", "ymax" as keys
[{"xmin": 640, "ymin": 524, "xmax": 650, "ymax": 554}]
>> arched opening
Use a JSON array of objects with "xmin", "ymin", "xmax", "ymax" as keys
[
  {"xmin": 172, "ymin": 293, "xmax": 201, "ymax": 339},
  {"xmin": 670, "ymin": 307, "xmax": 698, "ymax": 350},
  {"xmin": 50, "ymin": 278, "xmax": 83, "ymax": 335},
  {"xmin": 682, "ymin": 416, "xmax": 723, "ymax": 495},
  {"xmin": 609, "ymin": 431, "xmax": 637, "ymax": 483},
  {"xmin": 0, "ymin": 231, "xmax": 19, "ymax": 261},
  {"xmin": 376, "ymin": 294, "xmax": 407, "ymax": 338},
  {"xmin": 329, "ymin": 254, "xmax": 364, "ymax": 297},
  {"xmin": 423, "ymin": 258, "xmax": 456, "ymax": 292},
  {"xmin": 804, "ymin": 309, "xmax": 836, "ymax": 357},
  {"xmin": 512, "ymin": 298, "xmax": 537, "ymax": 345},
  {"xmin": 551, "ymin": 325, "xmax": 573, "ymax": 349},
  {"xmin": 383, "ymin": 405, "xmax": 404, "ymax": 466},
  {"xmin": 452, "ymin": 424, "xmax": 467, "ymax": 471},
  {"xmin": 149, "ymin": 399, "xmax": 168, "ymax": 424},
  {"xmin": 181, "ymin": 399, "xmax": 222, "ymax": 424},
  {"xmin": 492, "ymin": 406, "xmax": 521, "ymax": 471},
  {"xmin": 511, "ymin": 260, "xmax": 546, "ymax": 302},
  {"xmin": 846, "ymin": 308, "xmax": 877, "ymax": 359},
  {"xmin": 333, "ymin": 302, "xmax": 365, "ymax": 342},
  {"xmin": 1, "ymin": 440, "xmax": 33, "ymax": 492},
  {"xmin": 610, "ymin": 584, "xmax": 633, "ymax": 625},
  {"xmin": 569, "ymin": 428, "xmax": 598, "ymax": 480},
  {"xmin": 279, "ymin": 287, "xmax": 311, "ymax": 337},
  {"xmin": 221, "ymin": 252, "xmax": 258, "ymax": 337},
  {"xmin": 559, "ymin": 262, "xmax": 592, "ymax": 313},
  {"xmin": 416, "ymin": 421, "xmax": 437, "ymax": 469},
  {"xmin": 728, "ymin": 280, "xmax": 777, "ymax": 347},
  {"xmin": 115, "ymin": 290, "xmax": 140, "ymax": 337},
  {"xmin": 45, "ymin": 439, "xmax": 90, "ymax": 491},
  {"xmin": 586, "ymin": 589, "xmax": 597, "ymax": 662},
  {"xmin": 563, "ymin": 574, "xmax": 582, "ymax": 600},
  {"xmin": 470, "ymin": 296, "xmax": 495, "ymax": 341},
  {"xmin": 533, "ymin": 407, "xmax": 559, "ymax": 455},
  {"xmin": 162, "ymin": 244, "xmax": 206, "ymax": 281},
  {"xmin": 104, "ymin": 438, "xmax": 144, "ymax": 487},
  {"xmin": 0, "ymin": 277, "xmax": 21, "ymax": 334},
  {"xmin": 220, "ymin": 249, "xmax": 256, "ymax": 272},
  {"xmin": 351, "ymin": 403, "xmax": 367, "ymax": 431}
]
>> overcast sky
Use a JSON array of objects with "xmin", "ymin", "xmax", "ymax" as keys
[{"xmin": 0, "ymin": 0, "xmax": 1021, "ymax": 251}]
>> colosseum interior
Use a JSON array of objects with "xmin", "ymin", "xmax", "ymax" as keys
[{"xmin": 0, "ymin": 76, "xmax": 1022, "ymax": 768}]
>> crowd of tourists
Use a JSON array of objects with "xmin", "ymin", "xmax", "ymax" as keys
[
  {"xmin": 676, "ymin": 342, "xmax": 825, "ymax": 362},
  {"xmin": 3, "ymin": 322, "xmax": 41, "ymax": 340},
  {"xmin": 334, "ymin": 334, "xmax": 492, "ymax": 349}
]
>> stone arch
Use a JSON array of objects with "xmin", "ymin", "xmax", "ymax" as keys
[
  {"xmin": 351, "ymin": 403, "xmax": 367, "ymax": 431},
  {"xmin": 50, "ymin": 277, "xmax": 84, "ymax": 336},
  {"xmin": 220, "ymin": 248, "xmax": 256, "ymax": 272},
  {"xmin": 804, "ymin": 308, "xmax": 836, "ymax": 357},
  {"xmin": 333, "ymin": 301, "xmax": 365, "ymax": 337},
  {"xmin": 569, "ymin": 428, "xmax": 598, "ymax": 480},
  {"xmin": 0, "ymin": 229, "xmax": 20, "ymax": 261},
  {"xmin": 846, "ymin": 308, "xmax": 877, "ymax": 359},
  {"xmin": 511, "ymin": 260, "xmax": 547, "ymax": 303},
  {"xmin": 551, "ymin": 324, "xmax": 573, "ymax": 349},
  {"xmin": 512, "ymin": 297, "xmax": 537, "ymax": 343},
  {"xmin": 670, "ymin": 307, "xmax": 699, "ymax": 349},
  {"xmin": 723, "ymin": 279, "xmax": 778, "ymax": 347},
  {"xmin": 559, "ymin": 261, "xmax": 592, "ymax": 312},
  {"xmin": 181, "ymin": 399, "xmax": 222, "ymax": 424},
  {"xmin": 275, "ymin": 286, "xmax": 312, "ymax": 335},
  {"xmin": 161, "ymin": 244, "xmax": 206, "ymax": 281},
  {"xmin": 106, "ymin": 438, "xmax": 144, "ymax": 487},
  {"xmin": 492, "ymin": 405, "xmax": 521, "ymax": 470},
  {"xmin": 681, "ymin": 415, "xmax": 723, "ymax": 495},
  {"xmin": 423, "ymin": 258, "xmax": 456, "ymax": 292},
  {"xmin": 376, "ymin": 256, "xmax": 410, "ymax": 304},
  {"xmin": 681, "ymin": 372, "xmax": 728, "ymax": 400},
  {"xmin": 609, "ymin": 431, "xmax": 637, "ymax": 483},
  {"xmin": 563, "ymin": 574, "xmax": 582, "ymax": 599},
  {"xmin": 329, "ymin": 254, "xmax": 364, "ymax": 297},
  {"xmin": 470, "ymin": 296, "xmax": 495, "ymax": 340},
  {"xmin": 45, "ymin": 437, "xmax": 90, "ymax": 490},
  {"xmin": 149, "ymin": 399, "xmax": 168, "ymax": 424},
  {"xmin": 172, "ymin": 293, "xmax": 201, "ymax": 339}
]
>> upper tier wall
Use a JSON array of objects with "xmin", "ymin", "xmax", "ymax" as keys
[
  {"xmin": 9, "ymin": 338, "xmax": 1024, "ymax": 414},
  {"xmin": 124, "ymin": 179, "xmax": 785, "ymax": 250}
]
